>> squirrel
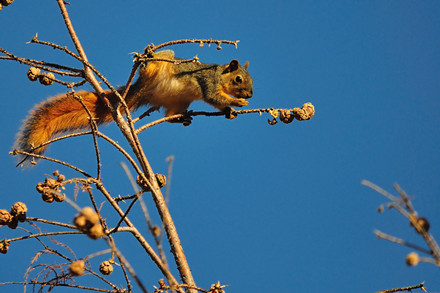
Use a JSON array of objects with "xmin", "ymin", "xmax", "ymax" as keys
[{"xmin": 14, "ymin": 50, "xmax": 253, "ymax": 164}]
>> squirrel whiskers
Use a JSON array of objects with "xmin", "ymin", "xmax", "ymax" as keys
[{"xmin": 14, "ymin": 50, "xmax": 253, "ymax": 165}]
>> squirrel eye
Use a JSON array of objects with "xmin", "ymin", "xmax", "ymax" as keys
[{"xmin": 235, "ymin": 75, "xmax": 243, "ymax": 84}]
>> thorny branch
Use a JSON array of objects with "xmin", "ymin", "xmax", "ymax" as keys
[
  {"xmin": 362, "ymin": 180, "xmax": 440, "ymax": 267},
  {"xmin": 376, "ymin": 281, "xmax": 426, "ymax": 293},
  {"xmin": 2, "ymin": 2, "xmax": 316, "ymax": 293}
]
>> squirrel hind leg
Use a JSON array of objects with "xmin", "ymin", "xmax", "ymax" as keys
[{"xmin": 164, "ymin": 102, "xmax": 191, "ymax": 117}]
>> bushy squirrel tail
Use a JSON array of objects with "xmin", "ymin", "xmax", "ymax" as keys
[{"xmin": 14, "ymin": 91, "xmax": 113, "ymax": 165}]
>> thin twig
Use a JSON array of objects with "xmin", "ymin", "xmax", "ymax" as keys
[
  {"xmin": 374, "ymin": 230, "xmax": 432, "ymax": 255},
  {"xmin": 376, "ymin": 281, "xmax": 426, "ymax": 293},
  {"xmin": 88, "ymin": 179, "xmax": 184, "ymax": 292},
  {"xmin": 12, "ymin": 149, "xmax": 91, "ymax": 177},
  {"xmin": 7, "ymin": 231, "xmax": 83, "ymax": 242},
  {"xmin": 26, "ymin": 218, "xmax": 77, "ymax": 230},
  {"xmin": 361, "ymin": 180, "xmax": 400, "ymax": 202},
  {"xmin": 70, "ymin": 91, "xmax": 102, "ymax": 179},
  {"xmin": 0, "ymin": 282, "xmax": 119, "ymax": 292},
  {"xmin": 136, "ymin": 106, "xmax": 314, "ymax": 134},
  {"xmin": 0, "ymin": 47, "xmax": 83, "ymax": 75},
  {"xmin": 112, "ymin": 247, "xmax": 150, "ymax": 293},
  {"xmin": 30, "ymin": 36, "xmax": 84, "ymax": 63},
  {"xmin": 364, "ymin": 180, "xmax": 440, "ymax": 265},
  {"xmin": 150, "ymin": 39, "xmax": 239, "ymax": 52},
  {"xmin": 120, "ymin": 162, "xmax": 171, "ymax": 274}
]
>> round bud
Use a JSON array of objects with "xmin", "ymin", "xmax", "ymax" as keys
[
  {"xmin": 279, "ymin": 109, "xmax": 294, "ymax": 124},
  {"xmin": 87, "ymin": 224, "xmax": 104, "ymax": 239},
  {"xmin": 27, "ymin": 67, "xmax": 40, "ymax": 82},
  {"xmin": 36, "ymin": 182, "xmax": 45, "ymax": 193},
  {"xmin": 152, "ymin": 225, "xmax": 161, "ymax": 237},
  {"xmin": 406, "ymin": 252, "xmax": 419, "ymax": 266},
  {"xmin": 54, "ymin": 193, "xmax": 65, "ymax": 202},
  {"xmin": 39, "ymin": 72, "xmax": 55, "ymax": 86},
  {"xmin": 42, "ymin": 191, "xmax": 54, "ymax": 203},
  {"xmin": 73, "ymin": 214, "xmax": 87, "ymax": 229},
  {"xmin": 99, "ymin": 261, "xmax": 114, "ymax": 275},
  {"xmin": 81, "ymin": 207, "xmax": 99, "ymax": 225},
  {"xmin": 0, "ymin": 209, "xmax": 12, "ymax": 225},
  {"xmin": 416, "ymin": 217, "xmax": 430, "ymax": 232},
  {"xmin": 155, "ymin": 174, "xmax": 166, "ymax": 188},
  {"xmin": 45, "ymin": 178, "xmax": 58, "ymax": 189},
  {"xmin": 10, "ymin": 202, "xmax": 27, "ymax": 222},
  {"xmin": 268, "ymin": 118, "xmax": 278, "ymax": 125},
  {"xmin": 7, "ymin": 217, "xmax": 18, "ymax": 229},
  {"xmin": 0, "ymin": 241, "xmax": 10, "ymax": 254},
  {"xmin": 136, "ymin": 175, "xmax": 150, "ymax": 191},
  {"xmin": 69, "ymin": 260, "xmax": 85, "ymax": 276}
]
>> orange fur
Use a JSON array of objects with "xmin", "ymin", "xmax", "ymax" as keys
[
  {"xmin": 15, "ymin": 91, "xmax": 114, "ymax": 162},
  {"xmin": 14, "ymin": 50, "xmax": 253, "ymax": 165}
]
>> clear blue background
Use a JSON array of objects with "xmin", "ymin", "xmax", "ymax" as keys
[{"xmin": 1, "ymin": 1, "xmax": 439, "ymax": 292}]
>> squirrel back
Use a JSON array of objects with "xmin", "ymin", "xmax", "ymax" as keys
[{"xmin": 14, "ymin": 50, "xmax": 253, "ymax": 165}]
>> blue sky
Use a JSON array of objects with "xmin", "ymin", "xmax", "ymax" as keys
[{"xmin": 1, "ymin": 1, "xmax": 439, "ymax": 292}]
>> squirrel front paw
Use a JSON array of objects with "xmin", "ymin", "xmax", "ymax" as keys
[{"xmin": 232, "ymin": 98, "xmax": 249, "ymax": 107}]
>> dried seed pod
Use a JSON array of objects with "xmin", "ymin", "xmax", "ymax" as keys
[
  {"xmin": 36, "ymin": 182, "xmax": 45, "ymax": 193},
  {"xmin": 137, "ymin": 174, "xmax": 166, "ymax": 191},
  {"xmin": 136, "ymin": 175, "xmax": 148, "ymax": 190},
  {"xmin": 39, "ymin": 72, "xmax": 55, "ymax": 86},
  {"xmin": 87, "ymin": 224, "xmax": 104, "ymax": 239},
  {"xmin": 279, "ymin": 109, "xmax": 294, "ymax": 124},
  {"xmin": 406, "ymin": 252, "xmax": 419, "ymax": 266},
  {"xmin": 99, "ymin": 260, "xmax": 114, "ymax": 275},
  {"xmin": 45, "ymin": 178, "xmax": 58, "ymax": 189},
  {"xmin": 0, "ymin": 209, "xmax": 12, "ymax": 225},
  {"xmin": 0, "ymin": 240, "xmax": 10, "ymax": 254},
  {"xmin": 69, "ymin": 260, "xmax": 85, "ymax": 276},
  {"xmin": 416, "ymin": 217, "xmax": 430, "ymax": 232},
  {"xmin": 27, "ymin": 67, "xmax": 41, "ymax": 82},
  {"xmin": 155, "ymin": 174, "xmax": 166, "ymax": 188},
  {"xmin": 54, "ymin": 193, "xmax": 65, "ymax": 203},
  {"xmin": 80, "ymin": 207, "xmax": 99, "ymax": 225},
  {"xmin": 41, "ymin": 190, "xmax": 54, "ymax": 203},
  {"xmin": 74, "ymin": 207, "xmax": 103, "ymax": 239},
  {"xmin": 10, "ymin": 202, "xmax": 27, "ymax": 222},
  {"xmin": 7, "ymin": 217, "xmax": 19, "ymax": 229},
  {"xmin": 268, "ymin": 118, "xmax": 278, "ymax": 125},
  {"xmin": 152, "ymin": 225, "xmax": 161, "ymax": 237},
  {"xmin": 269, "ymin": 109, "xmax": 279, "ymax": 119},
  {"xmin": 293, "ymin": 102, "xmax": 315, "ymax": 121},
  {"xmin": 73, "ymin": 214, "xmax": 87, "ymax": 229},
  {"xmin": 377, "ymin": 205, "xmax": 384, "ymax": 213}
]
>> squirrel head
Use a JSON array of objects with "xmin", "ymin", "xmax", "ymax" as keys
[{"xmin": 221, "ymin": 59, "xmax": 253, "ymax": 99}]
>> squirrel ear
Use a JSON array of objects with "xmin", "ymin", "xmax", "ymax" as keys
[
  {"xmin": 244, "ymin": 61, "xmax": 249, "ymax": 69},
  {"xmin": 227, "ymin": 59, "xmax": 239, "ymax": 72}
]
